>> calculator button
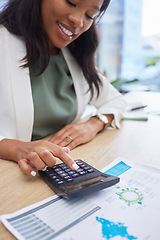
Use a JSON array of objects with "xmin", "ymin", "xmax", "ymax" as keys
[
  {"xmin": 48, "ymin": 173, "xmax": 56, "ymax": 176},
  {"xmin": 72, "ymin": 173, "xmax": 79, "ymax": 178},
  {"xmin": 52, "ymin": 165, "xmax": 60, "ymax": 169},
  {"xmin": 80, "ymin": 164, "xmax": 86, "ymax": 168},
  {"xmin": 63, "ymin": 175, "xmax": 71, "ymax": 180},
  {"xmin": 59, "ymin": 163, "xmax": 65, "ymax": 167},
  {"xmin": 61, "ymin": 165, "xmax": 69, "ymax": 170},
  {"xmin": 50, "ymin": 175, "xmax": 57, "ymax": 180},
  {"xmin": 68, "ymin": 171, "xmax": 75, "ymax": 175},
  {"xmin": 87, "ymin": 169, "xmax": 94, "ymax": 173},
  {"xmin": 49, "ymin": 173, "xmax": 56, "ymax": 177},
  {"xmin": 54, "ymin": 168, "xmax": 62, "ymax": 172},
  {"xmin": 83, "ymin": 166, "xmax": 90, "ymax": 170},
  {"xmin": 79, "ymin": 171, "xmax": 87, "ymax": 175},
  {"xmin": 64, "ymin": 168, "xmax": 72, "ymax": 172},
  {"xmin": 58, "ymin": 173, "xmax": 68, "ymax": 178},
  {"xmin": 67, "ymin": 178, "xmax": 73, "ymax": 182},
  {"xmin": 76, "ymin": 168, "xmax": 84, "ymax": 172},
  {"xmin": 57, "ymin": 181, "xmax": 64, "ymax": 184},
  {"xmin": 76, "ymin": 162, "xmax": 84, "ymax": 166},
  {"xmin": 54, "ymin": 178, "xmax": 61, "ymax": 182},
  {"xmin": 57, "ymin": 172, "xmax": 67, "ymax": 177},
  {"xmin": 45, "ymin": 169, "xmax": 52, "ymax": 174}
]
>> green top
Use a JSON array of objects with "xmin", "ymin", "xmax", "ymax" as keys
[{"xmin": 30, "ymin": 50, "xmax": 77, "ymax": 141}]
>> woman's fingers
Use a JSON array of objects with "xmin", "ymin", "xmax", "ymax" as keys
[
  {"xmin": 18, "ymin": 159, "xmax": 37, "ymax": 176},
  {"xmin": 18, "ymin": 143, "xmax": 78, "ymax": 176},
  {"xmin": 49, "ymin": 145, "xmax": 79, "ymax": 170},
  {"xmin": 27, "ymin": 151, "xmax": 46, "ymax": 170},
  {"xmin": 66, "ymin": 136, "xmax": 85, "ymax": 150},
  {"xmin": 49, "ymin": 122, "xmax": 96, "ymax": 150},
  {"xmin": 49, "ymin": 128, "xmax": 73, "ymax": 145},
  {"xmin": 26, "ymin": 150, "xmax": 56, "ymax": 170},
  {"xmin": 17, "ymin": 138, "xmax": 80, "ymax": 176},
  {"xmin": 49, "ymin": 125, "xmax": 80, "ymax": 147},
  {"xmin": 62, "ymin": 147, "xmax": 70, "ymax": 154}
]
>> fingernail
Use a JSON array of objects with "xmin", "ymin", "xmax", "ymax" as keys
[
  {"xmin": 72, "ymin": 162, "xmax": 79, "ymax": 170},
  {"xmin": 42, "ymin": 166, "xmax": 48, "ymax": 171},
  {"xmin": 31, "ymin": 171, "xmax": 36, "ymax": 176}
]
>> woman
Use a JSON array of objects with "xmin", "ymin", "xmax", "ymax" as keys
[{"xmin": 0, "ymin": 0, "xmax": 126, "ymax": 176}]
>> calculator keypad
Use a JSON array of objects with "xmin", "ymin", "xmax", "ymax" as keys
[{"xmin": 43, "ymin": 160, "xmax": 95, "ymax": 185}]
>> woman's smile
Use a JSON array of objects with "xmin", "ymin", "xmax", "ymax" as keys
[
  {"xmin": 57, "ymin": 22, "xmax": 78, "ymax": 41},
  {"xmin": 41, "ymin": 0, "xmax": 103, "ymax": 52}
]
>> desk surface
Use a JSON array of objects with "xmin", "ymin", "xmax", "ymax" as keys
[{"xmin": 1, "ymin": 91, "xmax": 160, "ymax": 239}]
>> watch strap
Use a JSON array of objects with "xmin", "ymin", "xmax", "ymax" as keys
[{"xmin": 92, "ymin": 114, "xmax": 108, "ymax": 133}]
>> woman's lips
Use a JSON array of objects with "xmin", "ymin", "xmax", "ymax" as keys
[{"xmin": 57, "ymin": 22, "xmax": 78, "ymax": 41}]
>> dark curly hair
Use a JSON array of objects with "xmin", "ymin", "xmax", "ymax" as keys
[{"xmin": 0, "ymin": 0, "xmax": 111, "ymax": 97}]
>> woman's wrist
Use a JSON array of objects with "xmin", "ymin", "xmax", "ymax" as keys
[
  {"xmin": 89, "ymin": 114, "xmax": 114, "ymax": 133},
  {"xmin": 87, "ymin": 117, "xmax": 105, "ymax": 134},
  {"xmin": 0, "ymin": 138, "xmax": 25, "ymax": 162}
]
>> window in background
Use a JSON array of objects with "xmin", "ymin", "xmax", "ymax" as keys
[
  {"xmin": 98, "ymin": 0, "xmax": 160, "ymax": 92},
  {"xmin": 98, "ymin": 0, "xmax": 124, "ymax": 81},
  {"xmin": 0, "ymin": 0, "xmax": 7, "ymax": 9}
]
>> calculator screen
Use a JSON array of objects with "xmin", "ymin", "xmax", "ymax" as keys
[{"xmin": 64, "ymin": 175, "xmax": 108, "ymax": 190}]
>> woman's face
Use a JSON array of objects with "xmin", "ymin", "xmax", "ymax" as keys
[{"xmin": 41, "ymin": 0, "xmax": 104, "ymax": 53}]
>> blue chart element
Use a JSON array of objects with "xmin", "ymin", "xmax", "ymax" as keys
[
  {"xmin": 96, "ymin": 217, "xmax": 137, "ymax": 240},
  {"xmin": 104, "ymin": 161, "xmax": 132, "ymax": 177}
]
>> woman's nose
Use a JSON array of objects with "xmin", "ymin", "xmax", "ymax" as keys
[{"xmin": 68, "ymin": 12, "xmax": 84, "ymax": 28}]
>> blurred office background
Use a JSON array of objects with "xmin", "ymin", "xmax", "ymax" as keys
[
  {"xmin": 1, "ymin": 0, "xmax": 160, "ymax": 93},
  {"xmin": 97, "ymin": 0, "xmax": 160, "ymax": 92}
]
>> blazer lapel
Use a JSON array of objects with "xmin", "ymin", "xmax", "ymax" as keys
[{"xmin": 9, "ymin": 33, "xmax": 34, "ymax": 141}]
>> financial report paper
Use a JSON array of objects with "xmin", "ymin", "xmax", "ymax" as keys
[{"xmin": 1, "ymin": 157, "xmax": 160, "ymax": 240}]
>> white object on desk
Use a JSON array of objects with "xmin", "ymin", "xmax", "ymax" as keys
[{"xmin": 122, "ymin": 91, "xmax": 148, "ymax": 121}]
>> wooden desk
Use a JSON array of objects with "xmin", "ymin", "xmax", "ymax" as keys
[{"xmin": 0, "ymin": 91, "xmax": 160, "ymax": 239}]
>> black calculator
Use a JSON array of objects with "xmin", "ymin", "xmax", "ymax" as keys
[{"xmin": 39, "ymin": 159, "xmax": 120, "ymax": 198}]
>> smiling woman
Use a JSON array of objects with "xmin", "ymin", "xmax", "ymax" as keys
[{"xmin": 0, "ymin": 0, "xmax": 126, "ymax": 177}]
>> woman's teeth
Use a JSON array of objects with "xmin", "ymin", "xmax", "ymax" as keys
[{"xmin": 58, "ymin": 23, "xmax": 73, "ymax": 37}]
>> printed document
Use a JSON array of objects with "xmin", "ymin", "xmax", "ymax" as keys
[{"xmin": 1, "ymin": 157, "xmax": 160, "ymax": 240}]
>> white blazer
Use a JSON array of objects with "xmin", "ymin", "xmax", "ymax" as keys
[{"xmin": 0, "ymin": 25, "xmax": 126, "ymax": 141}]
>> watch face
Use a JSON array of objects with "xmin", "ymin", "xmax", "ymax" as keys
[{"xmin": 98, "ymin": 114, "xmax": 108, "ymax": 124}]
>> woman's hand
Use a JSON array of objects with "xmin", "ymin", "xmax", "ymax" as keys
[
  {"xmin": 49, "ymin": 117, "xmax": 108, "ymax": 150},
  {"xmin": 0, "ymin": 139, "xmax": 79, "ymax": 176}
]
